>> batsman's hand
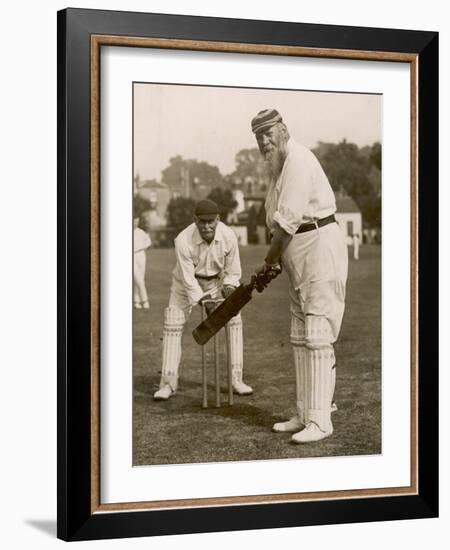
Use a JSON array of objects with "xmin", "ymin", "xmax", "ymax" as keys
[
  {"xmin": 221, "ymin": 285, "xmax": 236, "ymax": 299},
  {"xmin": 253, "ymin": 263, "xmax": 282, "ymax": 293}
]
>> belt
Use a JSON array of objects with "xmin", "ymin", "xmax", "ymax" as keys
[
  {"xmin": 195, "ymin": 273, "xmax": 220, "ymax": 281},
  {"xmin": 296, "ymin": 214, "xmax": 336, "ymax": 234}
]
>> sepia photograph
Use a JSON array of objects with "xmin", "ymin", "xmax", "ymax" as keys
[
  {"xmin": 54, "ymin": 6, "xmax": 439, "ymax": 542},
  {"xmin": 132, "ymin": 82, "xmax": 382, "ymax": 466}
]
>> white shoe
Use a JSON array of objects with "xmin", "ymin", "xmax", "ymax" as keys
[
  {"xmin": 232, "ymin": 380, "xmax": 253, "ymax": 395},
  {"xmin": 291, "ymin": 421, "xmax": 333, "ymax": 444},
  {"xmin": 331, "ymin": 401, "xmax": 338, "ymax": 413},
  {"xmin": 273, "ymin": 416, "xmax": 305, "ymax": 433},
  {"xmin": 134, "ymin": 301, "xmax": 142, "ymax": 309},
  {"xmin": 142, "ymin": 300, "xmax": 150, "ymax": 309},
  {"xmin": 153, "ymin": 384, "xmax": 175, "ymax": 401}
]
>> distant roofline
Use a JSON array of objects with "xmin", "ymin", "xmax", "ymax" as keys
[
  {"xmin": 140, "ymin": 179, "xmax": 168, "ymax": 189},
  {"xmin": 336, "ymin": 196, "xmax": 361, "ymax": 213}
]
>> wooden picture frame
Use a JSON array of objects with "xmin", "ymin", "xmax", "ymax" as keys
[{"xmin": 57, "ymin": 8, "xmax": 438, "ymax": 541}]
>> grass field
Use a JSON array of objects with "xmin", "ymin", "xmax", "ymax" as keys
[{"xmin": 133, "ymin": 244, "xmax": 381, "ymax": 465}]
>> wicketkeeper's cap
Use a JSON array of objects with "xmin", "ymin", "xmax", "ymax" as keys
[
  {"xmin": 194, "ymin": 199, "xmax": 219, "ymax": 217},
  {"xmin": 251, "ymin": 108, "xmax": 283, "ymax": 134}
]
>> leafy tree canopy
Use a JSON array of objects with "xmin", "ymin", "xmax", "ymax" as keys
[
  {"xmin": 166, "ymin": 196, "xmax": 196, "ymax": 231},
  {"xmin": 207, "ymin": 187, "xmax": 237, "ymax": 224},
  {"xmin": 313, "ymin": 140, "xmax": 382, "ymax": 227},
  {"xmin": 230, "ymin": 148, "xmax": 268, "ymax": 186},
  {"xmin": 162, "ymin": 155, "xmax": 224, "ymax": 195}
]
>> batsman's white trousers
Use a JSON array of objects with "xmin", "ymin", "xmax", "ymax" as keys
[
  {"xmin": 282, "ymin": 222, "xmax": 348, "ymax": 432},
  {"xmin": 159, "ymin": 278, "xmax": 243, "ymax": 391}
]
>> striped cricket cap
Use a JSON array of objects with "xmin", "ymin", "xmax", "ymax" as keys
[{"xmin": 251, "ymin": 109, "xmax": 283, "ymax": 134}]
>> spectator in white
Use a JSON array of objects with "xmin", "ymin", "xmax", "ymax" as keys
[
  {"xmin": 252, "ymin": 108, "xmax": 348, "ymax": 443},
  {"xmin": 134, "ymin": 216, "xmax": 151, "ymax": 309},
  {"xmin": 153, "ymin": 199, "xmax": 253, "ymax": 400},
  {"xmin": 352, "ymin": 233, "xmax": 360, "ymax": 260}
]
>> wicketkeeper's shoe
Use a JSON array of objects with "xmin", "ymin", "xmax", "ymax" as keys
[
  {"xmin": 232, "ymin": 380, "xmax": 253, "ymax": 395},
  {"xmin": 273, "ymin": 416, "xmax": 305, "ymax": 433},
  {"xmin": 153, "ymin": 384, "xmax": 175, "ymax": 401},
  {"xmin": 291, "ymin": 421, "xmax": 333, "ymax": 444}
]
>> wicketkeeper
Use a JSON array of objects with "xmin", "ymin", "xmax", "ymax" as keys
[
  {"xmin": 252, "ymin": 109, "xmax": 348, "ymax": 443},
  {"xmin": 153, "ymin": 199, "xmax": 253, "ymax": 400}
]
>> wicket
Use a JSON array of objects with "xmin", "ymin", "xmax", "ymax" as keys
[{"xmin": 200, "ymin": 299, "xmax": 233, "ymax": 408}]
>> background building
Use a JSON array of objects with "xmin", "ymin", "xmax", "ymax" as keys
[{"xmin": 335, "ymin": 193, "xmax": 363, "ymax": 245}]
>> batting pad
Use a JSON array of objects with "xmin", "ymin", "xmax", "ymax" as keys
[
  {"xmin": 160, "ymin": 306, "xmax": 185, "ymax": 391},
  {"xmin": 290, "ymin": 316, "xmax": 307, "ymax": 423},
  {"xmin": 290, "ymin": 315, "xmax": 306, "ymax": 346},
  {"xmin": 304, "ymin": 314, "xmax": 333, "ymax": 349},
  {"xmin": 293, "ymin": 345, "xmax": 307, "ymax": 425},
  {"xmin": 226, "ymin": 314, "xmax": 243, "ymax": 379},
  {"xmin": 305, "ymin": 348, "xmax": 335, "ymax": 432}
]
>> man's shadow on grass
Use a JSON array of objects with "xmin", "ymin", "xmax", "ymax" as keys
[{"xmin": 134, "ymin": 374, "xmax": 280, "ymax": 430}]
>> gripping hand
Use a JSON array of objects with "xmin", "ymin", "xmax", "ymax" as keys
[{"xmin": 252, "ymin": 263, "xmax": 282, "ymax": 293}]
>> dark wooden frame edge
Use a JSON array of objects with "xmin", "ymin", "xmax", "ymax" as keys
[{"xmin": 57, "ymin": 7, "xmax": 438, "ymax": 541}]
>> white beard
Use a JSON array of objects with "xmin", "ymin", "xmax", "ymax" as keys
[{"xmin": 263, "ymin": 148, "xmax": 285, "ymax": 180}]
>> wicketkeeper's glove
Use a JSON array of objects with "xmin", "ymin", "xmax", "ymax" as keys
[
  {"xmin": 221, "ymin": 285, "xmax": 236, "ymax": 299},
  {"xmin": 199, "ymin": 294, "xmax": 216, "ymax": 316}
]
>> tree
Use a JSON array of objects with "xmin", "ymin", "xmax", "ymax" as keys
[
  {"xmin": 133, "ymin": 195, "xmax": 152, "ymax": 218},
  {"xmin": 166, "ymin": 196, "xmax": 196, "ymax": 231},
  {"xmin": 207, "ymin": 187, "xmax": 237, "ymax": 224},
  {"xmin": 370, "ymin": 142, "xmax": 382, "ymax": 171},
  {"xmin": 313, "ymin": 140, "xmax": 382, "ymax": 228},
  {"xmin": 162, "ymin": 156, "xmax": 224, "ymax": 199},
  {"xmin": 230, "ymin": 148, "xmax": 268, "ymax": 189}
]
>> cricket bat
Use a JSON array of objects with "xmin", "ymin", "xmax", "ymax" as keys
[
  {"xmin": 192, "ymin": 264, "xmax": 282, "ymax": 345},
  {"xmin": 192, "ymin": 283, "xmax": 254, "ymax": 345}
]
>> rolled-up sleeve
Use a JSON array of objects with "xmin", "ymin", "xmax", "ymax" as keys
[
  {"xmin": 273, "ymin": 153, "xmax": 312, "ymax": 235},
  {"xmin": 174, "ymin": 240, "xmax": 204, "ymax": 305},
  {"xmin": 222, "ymin": 235, "xmax": 241, "ymax": 287}
]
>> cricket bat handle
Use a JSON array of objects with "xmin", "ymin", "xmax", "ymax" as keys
[{"xmin": 252, "ymin": 263, "xmax": 282, "ymax": 293}]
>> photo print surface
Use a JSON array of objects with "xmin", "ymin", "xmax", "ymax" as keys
[{"xmin": 132, "ymin": 82, "xmax": 382, "ymax": 466}]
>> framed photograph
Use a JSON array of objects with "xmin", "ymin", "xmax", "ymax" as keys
[{"xmin": 57, "ymin": 8, "xmax": 438, "ymax": 541}]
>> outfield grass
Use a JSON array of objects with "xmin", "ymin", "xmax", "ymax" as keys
[{"xmin": 133, "ymin": 244, "xmax": 381, "ymax": 465}]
